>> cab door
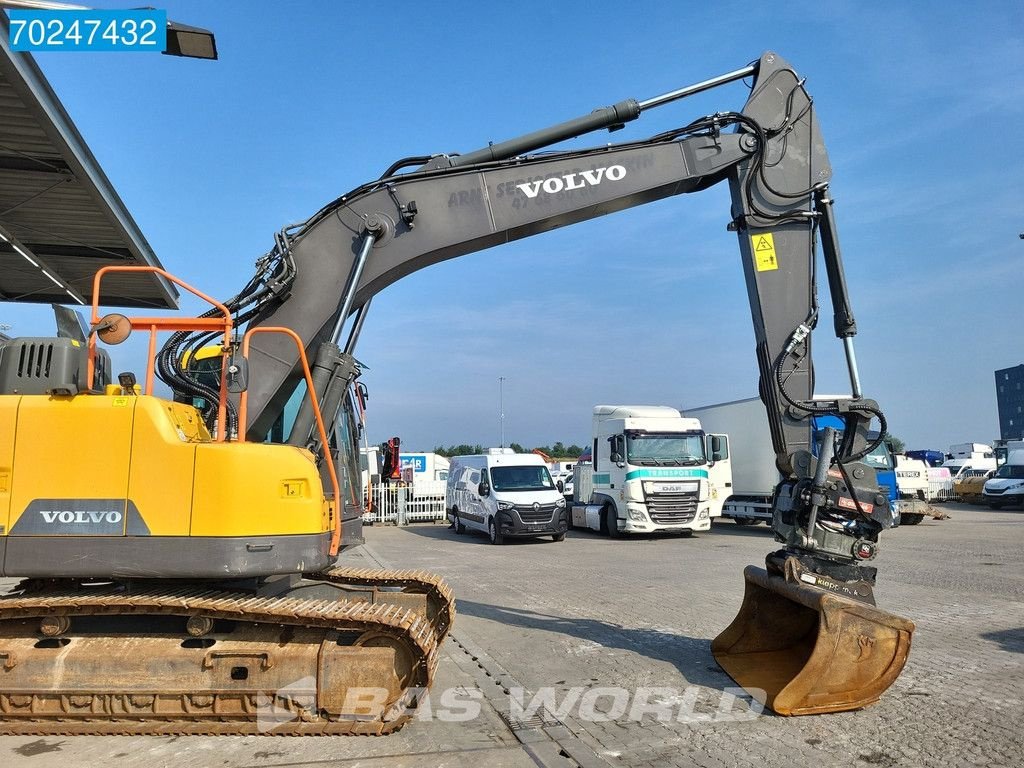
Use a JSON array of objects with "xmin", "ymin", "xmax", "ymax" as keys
[
  {"xmin": 465, "ymin": 467, "xmax": 486, "ymax": 531},
  {"xmin": 706, "ymin": 434, "xmax": 732, "ymax": 518}
]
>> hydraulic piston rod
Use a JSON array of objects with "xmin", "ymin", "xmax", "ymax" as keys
[
  {"xmin": 330, "ymin": 231, "xmax": 377, "ymax": 343},
  {"xmin": 451, "ymin": 61, "xmax": 758, "ymax": 168},
  {"xmin": 637, "ymin": 63, "xmax": 757, "ymax": 111}
]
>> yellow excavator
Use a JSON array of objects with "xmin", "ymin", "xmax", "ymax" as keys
[{"xmin": 0, "ymin": 52, "xmax": 913, "ymax": 733}]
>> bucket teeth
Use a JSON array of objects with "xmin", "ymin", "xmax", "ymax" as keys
[{"xmin": 712, "ymin": 565, "xmax": 915, "ymax": 715}]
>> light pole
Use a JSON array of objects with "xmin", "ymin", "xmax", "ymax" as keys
[{"xmin": 499, "ymin": 376, "xmax": 505, "ymax": 448}]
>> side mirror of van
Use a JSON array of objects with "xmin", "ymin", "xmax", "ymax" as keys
[{"xmin": 478, "ymin": 481, "xmax": 490, "ymax": 497}]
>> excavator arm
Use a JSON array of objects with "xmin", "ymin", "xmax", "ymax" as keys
[
  {"xmin": 226, "ymin": 52, "xmax": 891, "ymax": 574},
  {"xmin": 157, "ymin": 50, "xmax": 914, "ymax": 718}
]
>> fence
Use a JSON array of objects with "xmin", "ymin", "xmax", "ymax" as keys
[
  {"xmin": 362, "ymin": 481, "xmax": 447, "ymax": 525},
  {"xmin": 928, "ymin": 475, "xmax": 959, "ymax": 502}
]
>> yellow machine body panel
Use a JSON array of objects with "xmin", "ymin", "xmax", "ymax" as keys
[
  {"xmin": 190, "ymin": 442, "xmax": 329, "ymax": 537},
  {"xmin": 8, "ymin": 394, "xmax": 136, "ymax": 534},
  {"xmin": 125, "ymin": 397, "xmax": 206, "ymax": 536},
  {"xmin": 0, "ymin": 393, "xmax": 334, "ymax": 578}
]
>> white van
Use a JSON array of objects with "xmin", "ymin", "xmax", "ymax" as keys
[
  {"xmin": 983, "ymin": 450, "xmax": 1024, "ymax": 509},
  {"xmin": 446, "ymin": 449, "xmax": 568, "ymax": 544}
]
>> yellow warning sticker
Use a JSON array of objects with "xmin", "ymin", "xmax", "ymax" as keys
[
  {"xmin": 112, "ymin": 397, "xmax": 130, "ymax": 408},
  {"xmin": 752, "ymin": 232, "xmax": 778, "ymax": 272}
]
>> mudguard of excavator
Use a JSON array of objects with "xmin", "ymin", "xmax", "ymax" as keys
[{"xmin": 712, "ymin": 566, "xmax": 914, "ymax": 716}]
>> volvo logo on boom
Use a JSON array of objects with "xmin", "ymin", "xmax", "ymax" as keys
[{"xmin": 516, "ymin": 165, "xmax": 627, "ymax": 199}]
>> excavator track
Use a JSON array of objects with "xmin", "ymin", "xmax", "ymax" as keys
[
  {"xmin": 309, "ymin": 566, "xmax": 456, "ymax": 642},
  {"xmin": 0, "ymin": 581, "xmax": 446, "ymax": 736}
]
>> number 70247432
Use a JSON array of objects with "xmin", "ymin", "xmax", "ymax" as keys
[{"xmin": 7, "ymin": 9, "xmax": 166, "ymax": 52}]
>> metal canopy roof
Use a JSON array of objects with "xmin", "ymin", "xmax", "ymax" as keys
[{"xmin": 0, "ymin": 13, "xmax": 178, "ymax": 309}]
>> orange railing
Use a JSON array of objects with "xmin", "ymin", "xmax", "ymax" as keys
[
  {"xmin": 240, "ymin": 327, "xmax": 342, "ymax": 556},
  {"xmin": 88, "ymin": 268, "xmax": 342, "ymax": 553},
  {"xmin": 88, "ymin": 266, "xmax": 233, "ymax": 441}
]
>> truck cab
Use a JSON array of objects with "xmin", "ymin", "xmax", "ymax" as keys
[{"xmin": 572, "ymin": 405, "xmax": 730, "ymax": 536}]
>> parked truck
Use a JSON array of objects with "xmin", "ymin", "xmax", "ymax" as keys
[
  {"xmin": 994, "ymin": 439, "xmax": 1024, "ymax": 467},
  {"xmin": 570, "ymin": 405, "xmax": 731, "ymax": 536},
  {"xmin": 894, "ymin": 454, "xmax": 932, "ymax": 501},
  {"xmin": 905, "ymin": 449, "xmax": 945, "ymax": 466},
  {"xmin": 891, "ymin": 454, "xmax": 952, "ymax": 522},
  {"xmin": 686, "ymin": 398, "xmax": 908, "ymax": 525}
]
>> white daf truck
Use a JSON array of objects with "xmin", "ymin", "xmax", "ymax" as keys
[{"xmin": 570, "ymin": 405, "xmax": 730, "ymax": 536}]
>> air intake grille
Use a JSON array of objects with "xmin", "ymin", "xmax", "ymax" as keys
[
  {"xmin": 647, "ymin": 492, "xmax": 699, "ymax": 525},
  {"xmin": 16, "ymin": 342, "xmax": 55, "ymax": 379},
  {"xmin": 514, "ymin": 503, "xmax": 557, "ymax": 524},
  {"xmin": 0, "ymin": 337, "xmax": 86, "ymax": 395}
]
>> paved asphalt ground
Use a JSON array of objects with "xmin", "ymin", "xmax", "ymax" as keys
[{"xmin": 3, "ymin": 501, "xmax": 1022, "ymax": 767}]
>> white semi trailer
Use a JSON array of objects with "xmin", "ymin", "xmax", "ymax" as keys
[
  {"xmin": 685, "ymin": 397, "xmax": 777, "ymax": 525},
  {"xmin": 570, "ymin": 405, "xmax": 730, "ymax": 536}
]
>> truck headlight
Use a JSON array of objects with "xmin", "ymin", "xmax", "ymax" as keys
[
  {"xmin": 627, "ymin": 506, "xmax": 647, "ymax": 521},
  {"xmin": 699, "ymin": 509, "xmax": 709, "ymax": 520},
  {"xmin": 555, "ymin": 497, "xmax": 566, "ymax": 508},
  {"xmin": 496, "ymin": 501, "xmax": 515, "ymax": 511}
]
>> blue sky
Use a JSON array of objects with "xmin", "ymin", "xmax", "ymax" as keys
[{"xmin": 6, "ymin": 0, "xmax": 1023, "ymax": 452}]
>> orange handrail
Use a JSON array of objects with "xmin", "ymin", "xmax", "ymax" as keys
[
  {"xmin": 239, "ymin": 327, "xmax": 343, "ymax": 557},
  {"xmin": 88, "ymin": 266, "xmax": 233, "ymax": 441}
]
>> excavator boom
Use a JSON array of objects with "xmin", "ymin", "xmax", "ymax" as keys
[{"xmin": 228, "ymin": 50, "xmax": 911, "ymax": 714}]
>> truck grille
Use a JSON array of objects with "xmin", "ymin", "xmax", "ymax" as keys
[
  {"xmin": 647, "ymin": 493, "xmax": 698, "ymax": 525},
  {"xmin": 515, "ymin": 503, "xmax": 557, "ymax": 524}
]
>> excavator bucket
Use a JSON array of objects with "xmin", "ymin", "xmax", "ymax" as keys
[{"xmin": 712, "ymin": 566, "xmax": 914, "ymax": 716}]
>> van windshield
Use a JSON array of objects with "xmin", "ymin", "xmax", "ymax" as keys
[
  {"xmin": 490, "ymin": 466, "xmax": 555, "ymax": 492},
  {"xmin": 994, "ymin": 464, "xmax": 1024, "ymax": 479}
]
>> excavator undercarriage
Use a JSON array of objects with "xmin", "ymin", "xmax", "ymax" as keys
[{"xmin": 0, "ymin": 567, "xmax": 454, "ymax": 735}]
